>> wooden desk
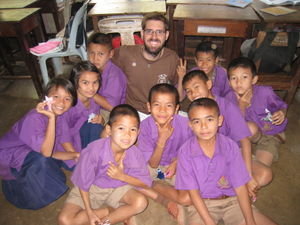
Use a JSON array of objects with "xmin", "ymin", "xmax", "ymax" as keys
[
  {"xmin": 0, "ymin": 8, "xmax": 45, "ymax": 97},
  {"xmin": 0, "ymin": 0, "xmax": 38, "ymax": 8},
  {"xmin": 90, "ymin": 0, "xmax": 156, "ymax": 4},
  {"xmin": 251, "ymin": 0, "xmax": 300, "ymax": 28},
  {"xmin": 173, "ymin": 4, "xmax": 260, "ymax": 63},
  {"xmin": 88, "ymin": 1, "xmax": 166, "ymax": 31}
]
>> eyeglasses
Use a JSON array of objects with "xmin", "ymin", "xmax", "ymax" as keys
[{"xmin": 144, "ymin": 29, "xmax": 166, "ymax": 36}]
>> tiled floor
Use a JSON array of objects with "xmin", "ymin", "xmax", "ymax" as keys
[{"xmin": 0, "ymin": 79, "xmax": 299, "ymax": 225}]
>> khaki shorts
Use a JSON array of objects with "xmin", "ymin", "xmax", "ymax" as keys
[
  {"xmin": 251, "ymin": 132, "xmax": 285, "ymax": 162},
  {"xmin": 148, "ymin": 165, "xmax": 175, "ymax": 185},
  {"xmin": 66, "ymin": 184, "xmax": 132, "ymax": 209},
  {"xmin": 187, "ymin": 196, "xmax": 257, "ymax": 225},
  {"xmin": 100, "ymin": 109, "xmax": 110, "ymax": 125}
]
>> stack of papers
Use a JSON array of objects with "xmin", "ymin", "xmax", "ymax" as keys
[
  {"xmin": 260, "ymin": 6, "xmax": 297, "ymax": 15},
  {"xmin": 227, "ymin": 0, "xmax": 252, "ymax": 8}
]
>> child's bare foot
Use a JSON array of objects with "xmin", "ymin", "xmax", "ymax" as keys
[
  {"xmin": 167, "ymin": 201, "xmax": 179, "ymax": 218},
  {"xmin": 123, "ymin": 216, "xmax": 137, "ymax": 225}
]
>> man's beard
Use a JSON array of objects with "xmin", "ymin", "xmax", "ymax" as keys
[{"xmin": 144, "ymin": 40, "xmax": 164, "ymax": 57}]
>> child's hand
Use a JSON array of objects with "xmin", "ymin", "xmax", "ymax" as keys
[
  {"xmin": 107, "ymin": 160, "xmax": 125, "ymax": 180},
  {"xmin": 74, "ymin": 152, "xmax": 80, "ymax": 162},
  {"xmin": 36, "ymin": 102, "xmax": 55, "ymax": 118},
  {"xmin": 90, "ymin": 114, "xmax": 104, "ymax": 125},
  {"xmin": 156, "ymin": 117, "xmax": 174, "ymax": 147},
  {"xmin": 177, "ymin": 58, "xmax": 187, "ymax": 80},
  {"xmin": 237, "ymin": 89, "xmax": 252, "ymax": 106},
  {"xmin": 271, "ymin": 110, "xmax": 285, "ymax": 125},
  {"xmin": 165, "ymin": 160, "xmax": 177, "ymax": 178},
  {"xmin": 87, "ymin": 209, "xmax": 101, "ymax": 225},
  {"xmin": 247, "ymin": 178, "xmax": 259, "ymax": 202}
]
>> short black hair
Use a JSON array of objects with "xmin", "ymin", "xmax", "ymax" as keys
[
  {"xmin": 108, "ymin": 104, "xmax": 140, "ymax": 127},
  {"xmin": 142, "ymin": 12, "xmax": 169, "ymax": 31},
  {"xmin": 187, "ymin": 97, "xmax": 220, "ymax": 118},
  {"xmin": 182, "ymin": 70, "xmax": 209, "ymax": 88},
  {"xmin": 148, "ymin": 83, "xmax": 179, "ymax": 105},
  {"xmin": 88, "ymin": 32, "xmax": 113, "ymax": 50},
  {"xmin": 70, "ymin": 61, "xmax": 101, "ymax": 89},
  {"xmin": 227, "ymin": 57, "xmax": 257, "ymax": 77},
  {"xmin": 195, "ymin": 41, "xmax": 218, "ymax": 58},
  {"xmin": 44, "ymin": 76, "xmax": 77, "ymax": 106}
]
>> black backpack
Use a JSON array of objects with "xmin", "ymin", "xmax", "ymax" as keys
[{"xmin": 248, "ymin": 32, "xmax": 299, "ymax": 73}]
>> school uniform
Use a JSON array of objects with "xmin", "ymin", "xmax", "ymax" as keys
[
  {"xmin": 225, "ymin": 85, "xmax": 288, "ymax": 160},
  {"xmin": 0, "ymin": 109, "xmax": 68, "ymax": 209},
  {"xmin": 99, "ymin": 60, "xmax": 127, "ymax": 107},
  {"xmin": 215, "ymin": 95, "xmax": 252, "ymax": 143},
  {"xmin": 66, "ymin": 137, "xmax": 152, "ymax": 209},
  {"xmin": 61, "ymin": 98, "xmax": 103, "ymax": 151},
  {"xmin": 190, "ymin": 65, "xmax": 231, "ymax": 97},
  {"xmin": 138, "ymin": 114, "xmax": 193, "ymax": 182},
  {"xmin": 176, "ymin": 134, "xmax": 252, "ymax": 225}
]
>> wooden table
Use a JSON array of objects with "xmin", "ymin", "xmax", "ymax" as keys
[
  {"xmin": 0, "ymin": 0, "xmax": 38, "ymax": 8},
  {"xmin": 173, "ymin": 4, "xmax": 260, "ymax": 63},
  {"xmin": 0, "ymin": 8, "xmax": 45, "ymax": 97},
  {"xmin": 251, "ymin": 0, "xmax": 300, "ymax": 28},
  {"xmin": 90, "ymin": 0, "xmax": 156, "ymax": 4},
  {"xmin": 88, "ymin": 1, "xmax": 166, "ymax": 31}
]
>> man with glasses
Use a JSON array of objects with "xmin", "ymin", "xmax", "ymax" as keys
[{"xmin": 113, "ymin": 13, "xmax": 180, "ymax": 119}]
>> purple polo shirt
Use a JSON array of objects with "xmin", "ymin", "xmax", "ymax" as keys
[
  {"xmin": 0, "ymin": 109, "xmax": 66, "ymax": 180},
  {"xmin": 61, "ymin": 98, "xmax": 100, "ymax": 152},
  {"xmin": 71, "ymin": 137, "xmax": 152, "ymax": 191},
  {"xmin": 175, "ymin": 134, "xmax": 250, "ymax": 198},
  {"xmin": 216, "ymin": 96, "xmax": 251, "ymax": 142},
  {"xmin": 225, "ymin": 85, "xmax": 287, "ymax": 135},
  {"xmin": 137, "ymin": 114, "xmax": 193, "ymax": 166},
  {"xmin": 98, "ymin": 60, "xmax": 127, "ymax": 107},
  {"xmin": 190, "ymin": 65, "xmax": 231, "ymax": 97}
]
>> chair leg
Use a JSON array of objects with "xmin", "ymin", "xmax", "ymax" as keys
[
  {"xmin": 39, "ymin": 57, "xmax": 50, "ymax": 86},
  {"xmin": 286, "ymin": 59, "xmax": 300, "ymax": 105},
  {"xmin": 51, "ymin": 57, "xmax": 64, "ymax": 76}
]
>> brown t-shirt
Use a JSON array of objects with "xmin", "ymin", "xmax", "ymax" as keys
[{"xmin": 112, "ymin": 45, "xmax": 179, "ymax": 113}]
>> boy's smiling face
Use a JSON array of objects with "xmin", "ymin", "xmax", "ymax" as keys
[
  {"xmin": 195, "ymin": 51, "xmax": 218, "ymax": 77},
  {"xmin": 229, "ymin": 67, "xmax": 258, "ymax": 96},
  {"xmin": 147, "ymin": 92, "xmax": 179, "ymax": 126},
  {"xmin": 184, "ymin": 76, "xmax": 212, "ymax": 102},
  {"xmin": 107, "ymin": 115, "xmax": 139, "ymax": 152},
  {"xmin": 189, "ymin": 106, "xmax": 223, "ymax": 142}
]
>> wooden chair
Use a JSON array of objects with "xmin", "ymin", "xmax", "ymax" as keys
[{"xmin": 257, "ymin": 56, "xmax": 300, "ymax": 106}]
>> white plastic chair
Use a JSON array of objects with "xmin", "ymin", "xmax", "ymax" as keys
[
  {"xmin": 38, "ymin": 0, "xmax": 89, "ymax": 85},
  {"xmin": 98, "ymin": 15, "xmax": 143, "ymax": 46}
]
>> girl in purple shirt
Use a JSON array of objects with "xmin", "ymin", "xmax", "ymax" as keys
[
  {"xmin": 61, "ymin": 61, "xmax": 104, "ymax": 155},
  {"xmin": 58, "ymin": 104, "xmax": 152, "ymax": 225},
  {"xmin": 0, "ymin": 77, "xmax": 77, "ymax": 209}
]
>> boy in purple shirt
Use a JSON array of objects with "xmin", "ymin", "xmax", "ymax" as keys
[
  {"xmin": 181, "ymin": 70, "xmax": 268, "ymax": 199},
  {"xmin": 88, "ymin": 32, "xmax": 127, "ymax": 122},
  {"xmin": 227, "ymin": 57, "xmax": 288, "ymax": 188},
  {"xmin": 177, "ymin": 41, "xmax": 231, "ymax": 100},
  {"xmin": 137, "ymin": 83, "xmax": 193, "ymax": 224},
  {"xmin": 61, "ymin": 61, "xmax": 104, "ymax": 155},
  {"xmin": 0, "ymin": 77, "xmax": 77, "ymax": 209},
  {"xmin": 175, "ymin": 98, "xmax": 278, "ymax": 225},
  {"xmin": 58, "ymin": 104, "xmax": 151, "ymax": 225}
]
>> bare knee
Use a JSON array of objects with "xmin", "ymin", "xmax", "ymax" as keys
[
  {"xmin": 57, "ymin": 211, "xmax": 71, "ymax": 225},
  {"xmin": 248, "ymin": 122, "xmax": 261, "ymax": 142},
  {"xmin": 178, "ymin": 191, "xmax": 192, "ymax": 206},
  {"xmin": 252, "ymin": 161, "xmax": 273, "ymax": 187},
  {"xmin": 131, "ymin": 193, "xmax": 148, "ymax": 214}
]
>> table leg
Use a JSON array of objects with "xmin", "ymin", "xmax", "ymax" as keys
[{"xmin": 15, "ymin": 25, "xmax": 43, "ymax": 98}]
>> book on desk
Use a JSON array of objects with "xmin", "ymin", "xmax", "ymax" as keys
[
  {"xmin": 226, "ymin": 0, "xmax": 252, "ymax": 8},
  {"xmin": 259, "ymin": 0, "xmax": 300, "ymax": 5},
  {"xmin": 260, "ymin": 6, "xmax": 297, "ymax": 15}
]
